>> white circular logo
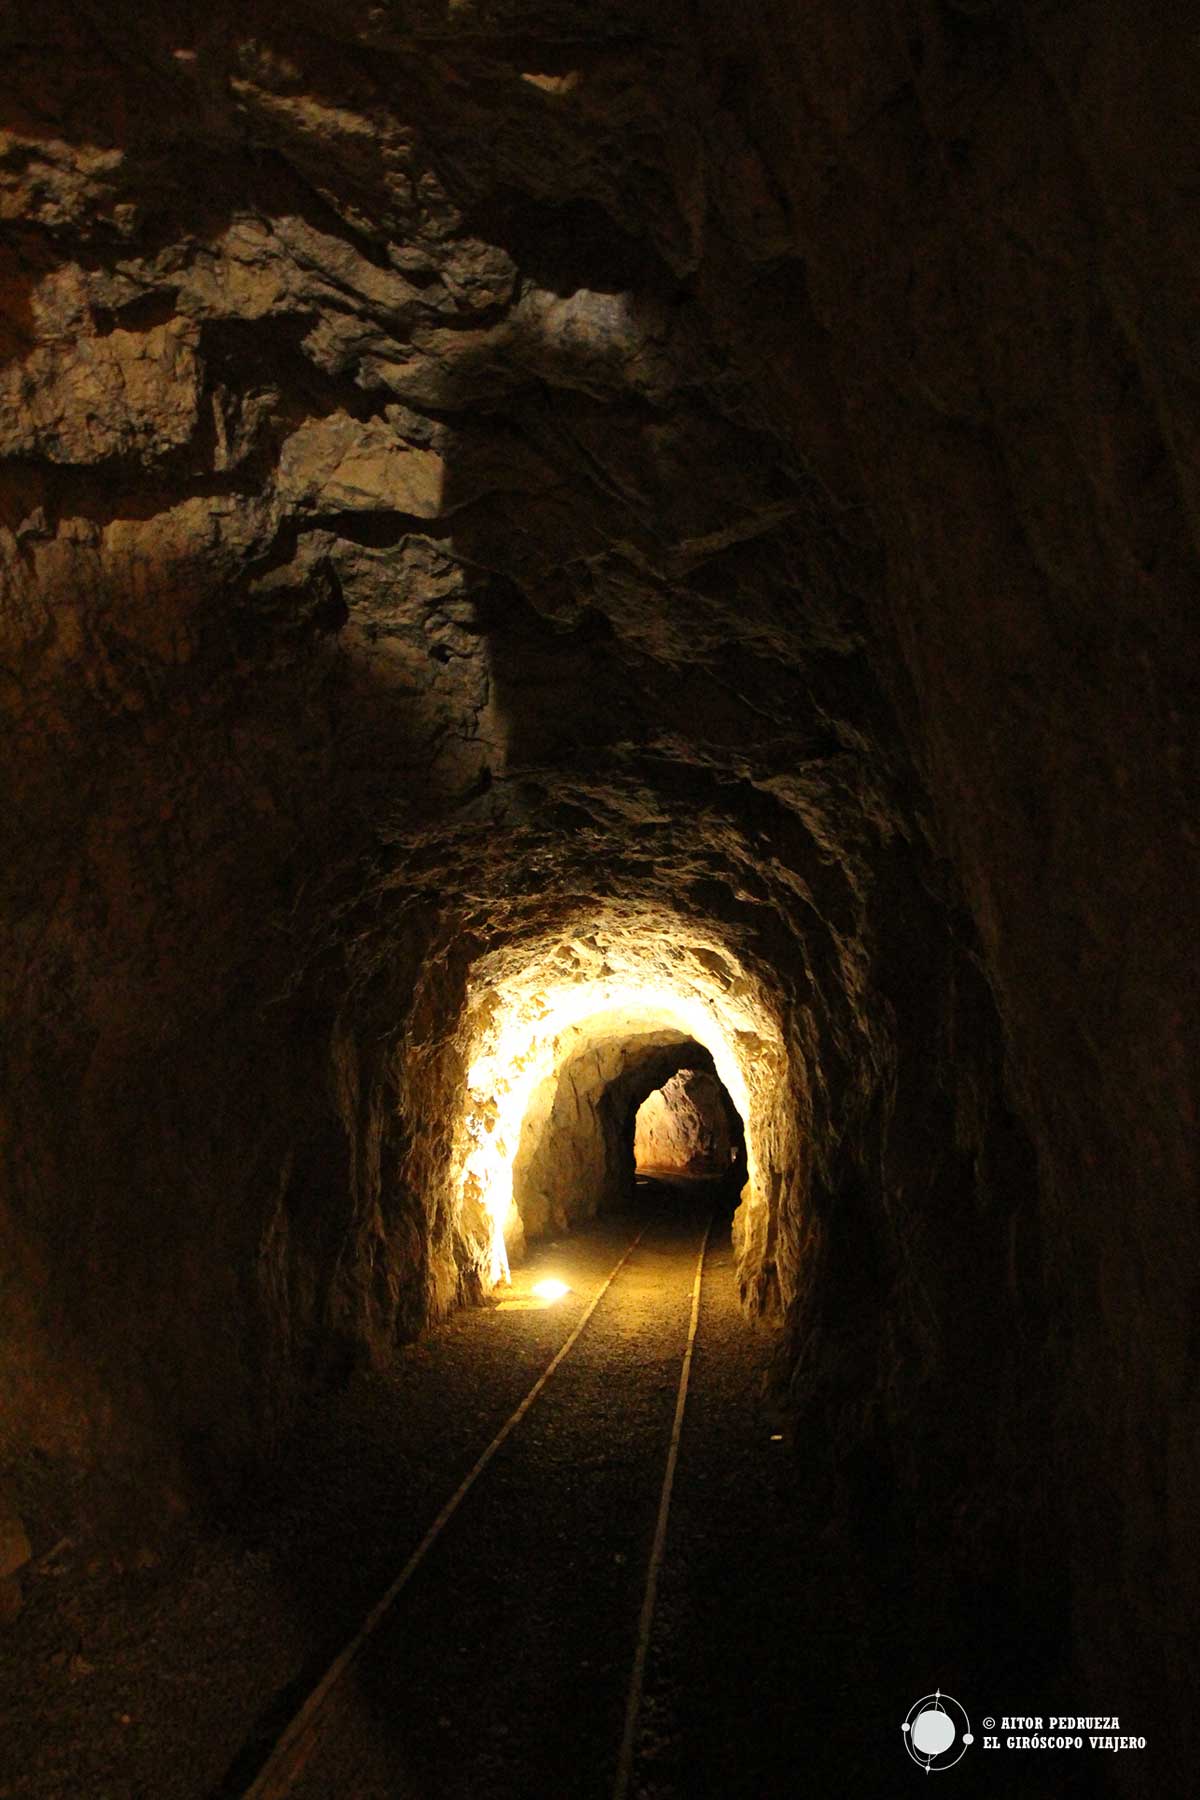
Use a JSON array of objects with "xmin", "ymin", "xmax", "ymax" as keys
[{"xmin": 901, "ymin": 1690, "xmax": 973, "ymax": 1770}]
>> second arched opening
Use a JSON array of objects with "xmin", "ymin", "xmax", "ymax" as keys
[{"xmin": 510, "ymin": 1023, "xmax": 748, "ymax": 1246}]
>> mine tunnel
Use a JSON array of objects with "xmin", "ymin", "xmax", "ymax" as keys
[
  {"xmin": 632, "ymin": 1065, "xmax": 743, "ymax": 1182},
  {"xmin": 0, "ymin": 4, "xmax": 1195, "ymax": 1797}
]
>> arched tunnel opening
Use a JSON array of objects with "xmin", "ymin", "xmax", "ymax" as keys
[
  {"xmin": 0, "ymin": 5, "xmax": 1194, "ymax": 1797},
  {"xmin": 632, "ymin": 1064, "xmax": 745, "ymax": 1185},
  {"xmin": 449, "ymin": 929, "xmax": 788, "ymax": 1297},
  {"xmin": 509, "ymin": 1025, "xmax": 748, "ymax": 1232},
  {"xmin": 511, "ymin": 1025, "xmax": 733, "ymax": 1234}
]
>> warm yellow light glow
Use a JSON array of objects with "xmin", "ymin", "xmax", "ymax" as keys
[
  {"xmin": 531, "ymin": 1278, "xmax": 569, "ymax": 1301},
  {"xmin": 457, "ymin": 942, "xmax": 775, "ymax": 1295}
]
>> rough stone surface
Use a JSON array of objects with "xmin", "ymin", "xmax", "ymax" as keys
[
  {"xmin": 634, "ymin": 1068, "xmax": 735, "ymax": 1175},
  {"xmin": 0, "ymin": 1505, "xmax": 31, "ymax": 1583},
  {"xmin": 513, "ymin": 1030, "xmax": 716, "ymax": 1248},
  {"xmin": 0, "ymin": 3, "xmax": 1195, "ymax": 1784},
  {"xmin": 0, "ymin": 1485, "xmax": 31, "ymax": 1623}
]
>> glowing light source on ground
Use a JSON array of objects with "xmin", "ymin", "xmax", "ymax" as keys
[{"xmin": 495, "ymin": 1275, "xmax": 574, "ymax": 1313}]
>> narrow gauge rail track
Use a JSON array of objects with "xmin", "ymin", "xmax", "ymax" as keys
[{"xmin": 236, "ymin": 1201, "xmax": 717, "ymax": 1800}]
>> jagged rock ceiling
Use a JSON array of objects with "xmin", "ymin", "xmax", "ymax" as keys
[
  {"xmin": 1, "ymin": 5, "xmax": 1195, "ymax": 1787},
  {"xmin": 2, "ymin": 4, "xmax": 889, "ymax": 857}
]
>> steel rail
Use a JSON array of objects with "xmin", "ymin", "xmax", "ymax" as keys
[
  {"xmin": 241, "ymin": 1222, "xmax": 651, "ymax": 1799},
  {"xmin": 612, "ymin": 1208, "xmax": 714, "ymax": 1800}
]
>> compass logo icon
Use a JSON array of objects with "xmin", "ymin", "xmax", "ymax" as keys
[{"xmin": 901, "ymin": 1690, "xmax": 974, "ymax": 1770}]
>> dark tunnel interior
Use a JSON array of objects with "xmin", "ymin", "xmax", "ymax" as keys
[{"xmin": 0, "ymin": 2, "xmax": 1196, "ymax": 1795}]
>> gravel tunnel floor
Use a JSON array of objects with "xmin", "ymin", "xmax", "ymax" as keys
[{"xmin": 1, "ymin": 1181, "xmax": 1104, "ymax": 1800}]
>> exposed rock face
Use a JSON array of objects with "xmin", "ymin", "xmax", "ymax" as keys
[
  {"xmin": 634, "ymin": 1068, "xmax": 734, "ymax": 1176},
  {"xmin": 0, "ymin": 1484, "xmax": 31, "ymax": 1623},
  {"xmin": 516, "ymin": 1033, "xmax": 714, "ymax": 1242},
  {"xmin": 0, "ymin": 1494, "xmax": 31, "ymax": 1582},
  {"xmin": 0, "ymin": 2, "xmax": 1194, "ymax": 1779}
]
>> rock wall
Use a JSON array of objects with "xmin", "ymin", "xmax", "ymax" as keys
[
  {"xmin": 633, "ymin": 1068, "xmax": 735, "ymax": 1175},
  {"xmin": 0, "ymin": 3, "xmax": 1193, "ymax": 1774},
  {"xmin": 687, "ymin": 3, "xmax": 1198, "ymax": 1762},
  {"xmin": 513, "ymin": 1031, "xmax": 712, "ymax": 1241}
]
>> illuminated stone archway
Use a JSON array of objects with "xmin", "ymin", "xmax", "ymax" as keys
[
  {"xmin": 509, "ymin": 1024, "xmax": 738, "ymax": 1246},
  {"xmin": 450, "ymin": 919, "xmax": 788, "ymax": 1290}
]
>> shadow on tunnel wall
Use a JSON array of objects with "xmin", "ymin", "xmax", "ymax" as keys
[
  {"xmin": 0, "ymin": 112, "xmax": 1059, "ymax": 1686},
  {"xmin": 426, "ymin": 278, "xmax": 1065, "ymax": 1584},
  {"xmin": 4, "ymin": 7, "xmax": 1193, "ymax": 1793}
]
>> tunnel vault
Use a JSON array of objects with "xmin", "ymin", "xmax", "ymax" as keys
[
  {"xmin": 449, "ymin": 925, "xmax": 786, "ymax": 1297},
  {"xmin": 510, "ymin": 1028, "xmax": 722, "ymax": 1244},
  {"xmin": 1, "ymin": 4, "xmax": 1195, "ymax": 1779}
]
